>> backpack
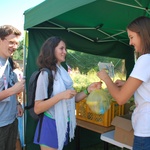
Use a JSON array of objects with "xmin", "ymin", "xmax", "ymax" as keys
[
  {"xmin": 25, "ymin": 68, "xmax": 53, "ymax": 120},
  {"xmin": 25, "ymin": 68, "xmax": 53, "ymax": 143}
]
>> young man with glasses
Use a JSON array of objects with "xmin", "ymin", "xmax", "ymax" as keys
[{"xmin": 0, "ymin": 25, "xmax": 25, "ymax": 150}]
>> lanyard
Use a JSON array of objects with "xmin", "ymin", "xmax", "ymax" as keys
[
  {"xmin": 0, "ymin": 60, "xmax": 9, "ymax": 89},
  {"xmin": 0, "ymin": 60, "xmax": 9, "ymax": 78},
  {"xmin": 3, "ymin": 75, "xmax": 7, "ymax": 89}
]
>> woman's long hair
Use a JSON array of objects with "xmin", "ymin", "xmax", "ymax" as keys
[
  {"xmin": 127, "ymin": 16, "xmax": 150, "ymax": 54},
  {"xmin": 37, "ymin": 36, "xmax": 65, "ymax": 73}
]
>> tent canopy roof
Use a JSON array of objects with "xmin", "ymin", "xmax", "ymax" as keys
[
  {"xmin": 24, "ymin": 0, "xmax": 150, "ymax": 76},
  {"xmin": 24, "ymin": 0, "xmax": 150, "ymax": 56},
  {"xmin": 24, "ymin": 0, "xmax": 150, "ymax": 58}
]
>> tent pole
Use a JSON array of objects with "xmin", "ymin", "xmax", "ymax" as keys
[{"xmin": 22, "ymin": 30, "xmax": 28, "ymax": 150}]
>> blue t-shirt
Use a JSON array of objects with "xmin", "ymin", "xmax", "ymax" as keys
[{"xmin": 0, "ymin": 57, "xmax": 18, "ymax": 127}]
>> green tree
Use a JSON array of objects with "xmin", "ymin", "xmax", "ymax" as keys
[
  {"xmin": 13, "ymin": 40, "xmax": 23, "ymax": 60},
  {"xmin": 66, "ymin": 50, "xmax": 123, "ymax": 74}
]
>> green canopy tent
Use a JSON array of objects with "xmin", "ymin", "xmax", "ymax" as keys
[{"xmin": 23, "ymin": 0, "xmax": 150, "ymax": 149}]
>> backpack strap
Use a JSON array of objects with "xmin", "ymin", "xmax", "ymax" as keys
[
  {"xmin": 41, "ymin": 68, "xmax": 53, "ymax": 99},
  {"xmin": 37, "ymin": 113, "xmax": 44, "ymax": 142}
]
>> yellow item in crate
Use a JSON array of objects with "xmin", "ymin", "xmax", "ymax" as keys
[{"xmin": 86, "ymin": 89, "xmax": 112, "ymax": 114}]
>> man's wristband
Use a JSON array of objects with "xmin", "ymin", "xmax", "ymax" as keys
[{"xmin": 83, "ymin": 87, "xmax": 89, "ymax": 95}]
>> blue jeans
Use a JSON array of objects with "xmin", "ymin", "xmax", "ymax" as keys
[{"xmin": 133, "ymin": 135, "xmax": 150, "ymax": 150}]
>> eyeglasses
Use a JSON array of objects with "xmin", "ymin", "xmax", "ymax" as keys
[{"xmin": 4, "ymin": 38, "xmax": 20, "ymax": 48}]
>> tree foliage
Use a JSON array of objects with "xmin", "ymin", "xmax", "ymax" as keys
[
  {"xmin": 66, "ymin": 50, "xmax": 124, "ymax": 74},
  {"xmin": 13, "ymin": 40, "xmax": 23, "ymax": 60}
]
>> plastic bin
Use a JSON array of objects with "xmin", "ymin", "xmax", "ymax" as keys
[{"xmin": 76, "ymin": 100, "xmax": 124, "ymax": 127}]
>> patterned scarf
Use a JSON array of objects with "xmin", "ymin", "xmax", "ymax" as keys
[{"xmin": 53, "ymin": 65, "xmax": 76, "ymax": 150}]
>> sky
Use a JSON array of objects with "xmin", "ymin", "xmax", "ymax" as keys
[{"xmin": 0, "ymin": 0, "xmax": 45, "ymax": 38}]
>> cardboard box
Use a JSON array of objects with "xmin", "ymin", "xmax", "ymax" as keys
[{"xmin": 111, "ymin": 114, "xmax": 134, "ymax": 146}]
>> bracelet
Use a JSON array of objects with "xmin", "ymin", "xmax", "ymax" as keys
[{"xmin": 83, "ymin": 87, "xmax": 89, "ymax": 95}]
